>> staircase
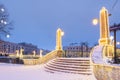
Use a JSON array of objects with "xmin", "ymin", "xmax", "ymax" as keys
[{"xmin": 44, "ymin": 58, "xmax": 92, "ymax": 75}]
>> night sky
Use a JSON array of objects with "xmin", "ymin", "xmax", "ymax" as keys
[{"xmin": 0, "ymin": 0, "xmax": 120, "ymax": 50}]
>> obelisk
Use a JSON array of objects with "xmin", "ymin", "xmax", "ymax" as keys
[
  {"xmin": 16, "ymin": 50, "xmax": 19, "ymax": 57},
  {"xmin": 33, "ymin": 50, "xmax": 36, "ymax": 57},
  {"xmin": 99, "ymin": 7, "xmax": 110, "ymax": 45},
  {"xmin": 39, "ymin": 50, "xmax": 43, "ymax": 58},
  {"xmin": 56, "ymin": 28, "xmax": 64, "ymax": 50},
  {"xmin": 20, "ymin": 48, "xmax": 24, "ymax": 58}
]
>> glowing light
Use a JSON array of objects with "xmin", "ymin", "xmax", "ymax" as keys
[
  {"xmin": 0, "ymin": 20, "xmax": 7, "ymax": 25},
  {"xmin": 110, "ymin": 36, "xmax": 114, "ymax": 40},
  {"xmin": 1, "ymin": 20, "xmax": 4, "ymax": 23},
  {"xmin": 92, "ymin": 18, "xmax": 98, "ymax": 25},
  {"xmin": 117, "ymin": 42, "xmax": 120, "ymax": 45},
  {"xmin": 1, "ymin": 8, "xmax": 5, "ymax": 12},
  {"xmin": 61, "ymin": 31, "xmax": 64, "ymax": 36},
  {"xmin": 4, "ymin": 21, "xmax": 7, "ymax": 25},
  {"xmin": 6, "ymin": 34, "xmax": 10, "ymax": 38}
]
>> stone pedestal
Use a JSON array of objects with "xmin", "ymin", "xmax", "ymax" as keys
[{"xmin": 103, "ymin": 45, "xmax": 114, "ymax": 58}]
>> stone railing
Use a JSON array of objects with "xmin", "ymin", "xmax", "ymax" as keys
[
  {"xmin": 90, "ymin": 45, "xmax": 120, "ymax": 80},
  {"xmin": 93, "ymin": 63, "xmax": 120, "ymax": 80},
  {"xmin": 7, "ymin": 50, "xmax": 63, "ymax": 65},
  {"xmin": 38, "ymin": 50, "xmax": 63, "ymax": 64},
  {"xmin": 9, "ymin": 54, "xmax": 40, "ymax": 59},
  {"xmin": 22, "ymin": 59, "xmax": 39, "ymax": 65}
]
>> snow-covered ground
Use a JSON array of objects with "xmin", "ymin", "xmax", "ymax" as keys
[{"xmin": 0, "ymin": 63, "xmax": 97, "ymax": 80}]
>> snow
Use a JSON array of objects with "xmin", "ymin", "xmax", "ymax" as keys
[
  {"xmin": 91, "ymin": 45, "xmax": 120, "ymax": 66},
  {"xmin": 57, "ymin": 57, "xmax": 90, "ymax": 60},
  {"xmin": 91, "ymin": 45, "xmax": 105, "ymax": 64},
  {"xmin": 0, "ymin": 63, "xmax": 97, "ymax": 80},
  {"xmin": 92, "ymin": 45, "xmax": 114, "ymax": 64}
]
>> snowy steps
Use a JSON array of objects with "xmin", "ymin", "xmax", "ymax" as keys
[{"xmin": 44, "ymin": 58, "xmax": 92, "ymax": 75}]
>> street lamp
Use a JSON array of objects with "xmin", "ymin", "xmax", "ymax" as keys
[
  {"xmin": 6, "ymin": 34, "xmax": 10, "ymax": 38},
  {"xmin": 110, "ymin": 36, "xmax": 114, "ymax": 40},
  {"xmin": 1, "ymin": 8, "xmax": 5, "ymax": 12},
  {"xmin": 117, "ymin": 42, "xmax": 120, "ymax": 45},
  {"xmin": 92, "ymin": 18, "xmax": 99, "ymax": 25},
  {"xmin": 0, "ymin": 20, "xmax": 4, "ymax": 23},
  {"xmin": 61, "ymin": 31, "xmax": 64, "ymax": 36},
  {"xmin": 4, "ymin": 21, "xmax": 7, "ymax": 25},
  {"xmin": 0, "ymin": 20, "xmax": 7, "ymax": 25}
]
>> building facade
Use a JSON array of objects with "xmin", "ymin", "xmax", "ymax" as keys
[
  {"xmin": 63, "ymin": 44, "xmax": 92, "ymax": 57},
  {"xmin": 0, "ymin": 40, "xmax": 40, "ymax": 55},
  {"xmin": 18, "ymin": 42, "xmax": 40, "ymax": 55},
  {"xmin": 0, "ymin": 40, "xmax": 19, "ymax": 54}
]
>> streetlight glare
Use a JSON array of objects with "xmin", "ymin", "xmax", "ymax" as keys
[
  {"xmin": 117, "ymin": 42, "xmax": 120, "ymax": 45},
  {"xmin": 0, "ymin": 20, "xmax": 4, "ymax": 23},
  {"xmin": 6, "ymin": 34, "xmax": 10, "ymax": 38},
  {"xmin": 61, "ymin": 31, "xmax": 64, "ymax": 36},
  {"xmin": 0, "ymin": 20, "xmax": 7, "ymax": 25},
  {"xmin": 4, "ymin": 21, "xmax": 7, "ymax": 25},
  {"xmin": 110, "ymin": 36, "xmax": 114, "ymax": 40},
  {"xmin": 1, "ymin": 8, "xmax": 5, "ymax": 12},
  {"xmin": 92, "ymin": 18, "xmax": 98, "ymax": 25}
]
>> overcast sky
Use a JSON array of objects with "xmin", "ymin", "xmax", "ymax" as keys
[{"xmin": 0, "ymin": 0, "xmax": 120, "ymax": 50}]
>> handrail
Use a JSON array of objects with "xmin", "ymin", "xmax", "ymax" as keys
[{"xmin": 38, "ymin": 50, "xmax": 63, "ymax": 64}]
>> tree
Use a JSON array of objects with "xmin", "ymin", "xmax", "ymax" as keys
[
  {"xmin": 0, "ymin": 4, "xmax": 13, "ymax": 39},
  {"xmin": 80, "ymin": 42, "xmax": 89, "ymax": 57}
]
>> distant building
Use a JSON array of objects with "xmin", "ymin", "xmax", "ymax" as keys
[
  {"xmin": 63, "ymin": 44, "xmax": 92, "ymax": 57},
  {"xmin": 0, "ymin": 40, "xmax": 20, "ymax": 54},
  {"xmin": 18, "ymin": 42, "xmax": 40, "ymax": 54},
  {"xmin": 0, "ymin": 40, "xmax": 49, "ymax": 55}
]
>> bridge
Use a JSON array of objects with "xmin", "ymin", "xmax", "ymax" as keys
[{"xmin": 0, "ymin": 7, "xmax": 120, "ymax": 80}]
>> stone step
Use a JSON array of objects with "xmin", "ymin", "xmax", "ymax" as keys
[
  {"xmin": 56, "ymin": 58, "xmax": 90, "ymax": 62},
  {"xmin": 45, "ymin": 63, "xmax": 91, "ymax": 71},
  {"xmin": 44, "ymin": 58, "xmax": 92, "ymax": 75},
  {"xmin": 48, "ymin": 62, "xmax": 90, "ymax": 67},
  {"xmin": 49, "ymin": 59, "xmax": 90, "ymax": 66},
  {"xmin": 50, "ymin": 60, "xmax": 90, "ymax": 65},
  {"xmin": 44, "ymin": 66, "xmax": 92, "ymax": 75},
  {"xmin": 54, "ymin": 59, "xmax": 90, "ymax": 63}
]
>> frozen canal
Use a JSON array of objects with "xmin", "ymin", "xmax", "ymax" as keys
[{"xmin": 0, "ymin": 63, "xmax": 97, "ymax": 80}]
